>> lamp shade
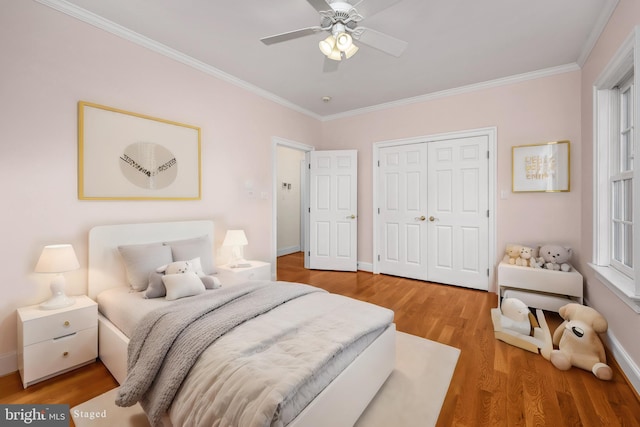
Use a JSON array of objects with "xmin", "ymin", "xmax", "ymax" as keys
[
  {"xmin": 319, "ymin": 35, "xmax": 336, "ymax": 56},
  {"xmin": 335, "ymin": 32, "xmax": 353, "ymax": 51},
  {"xmin": 344, "ymin": 43, "xmax": 359, "ymax": 59},
  {"xmin": 35, "ymin": 244, "xmax": 80, "ymax": 273},
  {"xmin": 223, "ymin": 230, "xmax": 248, "ymax": 247}
]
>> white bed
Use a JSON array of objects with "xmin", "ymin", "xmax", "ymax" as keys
[{"xmin": 88, "ymin": 220, "xmax": 396, "ymax": 427}]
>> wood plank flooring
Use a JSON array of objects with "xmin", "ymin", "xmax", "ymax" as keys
[{"xmin": 1, "ymin": 252, "xmax": 639, "ymax": 426}]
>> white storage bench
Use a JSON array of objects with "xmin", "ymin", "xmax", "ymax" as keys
[{"xmin": 497, "ymin": 260, "xmax": 583, "ymax": 312}]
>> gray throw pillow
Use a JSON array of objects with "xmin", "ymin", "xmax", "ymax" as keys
[
  {"xmin": 165, "ymin": 235, "xmax": 215, "ymax": 274},
  {"xmin": 118, "ymin": 243, "xmax": 173, "ymax": 291}
]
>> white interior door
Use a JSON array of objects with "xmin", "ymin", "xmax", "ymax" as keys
[
  {"xmin": 427, "ymin": 136, "xmax": 489, "ymax": 290},
  {"xmin": 376, "ymin": 133, "xmax": 490, "ymax": 290},
  {"xmin": 309, "ymin": 150, "xmax": 358, "ymax": 271},
  {"xmin": 378, "ymin": 144, "xmax": 429, "ymax": 280}
]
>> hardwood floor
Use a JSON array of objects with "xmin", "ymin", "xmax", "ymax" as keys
[{"xmin": 2, "ymin": 252, "xmax": 639, "ymax": 426}]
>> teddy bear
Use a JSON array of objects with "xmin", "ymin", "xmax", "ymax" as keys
[
  {"xmin": 516, "ymin": 246, "xmax": 534, "ymax": 267},
  {"xmin": 550, "ymin": 303, "xmax": 612, "ymax": 380},
  {"xmin": 147, "ymin": 258, "xmax": 220, "ymax": 298},
  {"xmin": 539, "ymin": 244, "xmax": 572, "ymax": 272},
  {"xmin": 160, "ymin": 259, "xmax": 195, "ymax": 275},
  {"xmin": 505, "ymin": 244, "xmax": 523, "ymax": 265}
]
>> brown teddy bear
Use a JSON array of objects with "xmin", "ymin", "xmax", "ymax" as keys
[{"xmin": 550, "ymin": 303, "xmax": 612, "ymax": 380}]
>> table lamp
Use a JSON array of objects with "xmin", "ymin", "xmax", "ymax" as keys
[
  {"xmin": 35, "ymin": 244, "xmax": 79, "ymax": 310},
  {"xmin": 223, "ymin": 230, "xmax": 250, "ymax": 268}
]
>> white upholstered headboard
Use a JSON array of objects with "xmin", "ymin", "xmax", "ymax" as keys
[{"xmin": 88, "ymin": 220, "xmax": 214, "ymax": 300}]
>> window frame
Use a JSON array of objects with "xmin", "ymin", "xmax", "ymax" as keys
[{"xmin": 591, "ymin": 26, "xmax": 640, "ymax": 312}]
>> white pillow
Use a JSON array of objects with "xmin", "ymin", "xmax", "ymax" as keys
[
  {"xmin": 162, "ymin": 272, "xmax": 205, "ymax": 301},
  {"xmin": 118, "ymin": 242, "xmax": 173, "ymax": 291}
]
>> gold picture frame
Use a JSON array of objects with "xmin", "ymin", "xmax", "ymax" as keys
[
  {"xmin": 78, "ymin": 101, "xmax": 201, "ymax": 200},
  {"xmin": 512, "ymin": 141, "xmax": 570, "ymax": 192}
]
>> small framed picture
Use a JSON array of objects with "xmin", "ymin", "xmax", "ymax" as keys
[{"xmin": 512, "ymin": 141, "xmax": 570, "ymax": 192}]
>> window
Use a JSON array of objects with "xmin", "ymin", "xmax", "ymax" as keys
[
  {"xmin": 611, "ymin": 75, "xmax": 634, "ymax": 276},
  {"xmin": 592, "ymin": 27, "xmax": 640, "ymax": 312}
]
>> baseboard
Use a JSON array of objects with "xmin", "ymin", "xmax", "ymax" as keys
[
  {"xmin": 357, "ymin": 261, "xmax": 373, "ymax": 272},
  {"xmin": 277, "ymin": 246, "xmax": 301, "ymax": 257},
  {"xmin": 605, "ymin": 329, "xmax": 640, "ymax": 397},
  {"xmin": 0, "ymin": 351, "xmax": 17, "ymax": 377}
]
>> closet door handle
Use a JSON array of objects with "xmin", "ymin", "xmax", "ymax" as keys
[
  {"xmin": 429, "ymin": 216, "xmax": 437, "ymax": 222},
  {"xmin": 415, "ymin": 216, "xmax": 426, "ymax": 221}
]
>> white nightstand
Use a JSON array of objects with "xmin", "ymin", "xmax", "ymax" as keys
[
  {"xmin": 216, "ymin": 260, "xmax": 271, "ymax": 286},
  {"xmin": 17, "ymin": 295, "xmax": 97, "ymax": 388}
]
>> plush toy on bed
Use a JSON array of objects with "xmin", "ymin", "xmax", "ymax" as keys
[
  {"xmin": 539, "ymin": 244, "xmax": 573, "ymax": 272},
  {"xmin": 550, "ymin": 303, "xmax": 613, "ymax": 380},
  {"xmin": 145, "ymin": 258, "xmax": 221, "ymax": 300}
]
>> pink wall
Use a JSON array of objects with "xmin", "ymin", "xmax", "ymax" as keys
[
  {"xmin": 579, "ymin": 0, "xmax": 640, "ymax": 376},
  {"xmin": 0, "ymin": 1, "xmax": 320, "ymax": 366},
  {"xmin": 3, "ymin": 0, "xmax": 637, "ymax": 386},
  {"xmin": 320, "ymin": 71, "xmax": 582, "ymax": 281}
]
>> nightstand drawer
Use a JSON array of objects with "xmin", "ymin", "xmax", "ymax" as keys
[
  {"xmin": 21, "ymin": 305, "xmax": 97, "ymax": 346},
  {"xmin": 21, "ymin": 327, "xmax": 97, "ymax": 386}
]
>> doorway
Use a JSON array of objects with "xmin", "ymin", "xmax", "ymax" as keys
[
  {"xmin": 271, "ymin": 137, "xmax": 313, "ymax": 279},
  {"xmin": 372, "ymin": 127, "xmax": 497, "ymax": 290}
]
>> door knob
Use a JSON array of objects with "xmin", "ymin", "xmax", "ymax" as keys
[
  {"xmin": 429, "ymin": 216, "xmax": 436, "ymax": 222},
  {"xmin": 415, "ymin": 216, "xmax": 426, "ymax": 221},
  {"xmin": 347, "ymin": 214, "xmax": 357, "ymax": 219}
]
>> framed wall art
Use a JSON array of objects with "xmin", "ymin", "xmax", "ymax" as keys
[
  {"xmin": 78, "ymin": 101, "xmax": 201, "ymax": 200},
  {"xmin": 512, "ymin": 140, "xmax": 570, "ymax": 192}
]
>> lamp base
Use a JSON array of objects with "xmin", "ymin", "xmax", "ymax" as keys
[{"xmin": 40, "ymin": 295, "xmax": 75, "ymax": 310}]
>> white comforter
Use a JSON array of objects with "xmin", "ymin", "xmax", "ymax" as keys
[{"xmin": 168, "ymin": 286, "xmax": 394, "ymax": 427}]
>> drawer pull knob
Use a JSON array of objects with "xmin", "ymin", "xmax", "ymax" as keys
[
  {"xmin": 63, "ymin": 351, "xmax": 69, "ymax": 357},
  {"xmin": 64, "ymin": 321, "xmax": 70, "ymax": 327}
]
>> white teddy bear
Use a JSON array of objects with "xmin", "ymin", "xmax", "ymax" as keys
[
  {"xmin": 516, "ymin": 246, "xmax": 534, "ymax": 267},
  {"xmin": 539, "ymin": 244, "xmax": 572, "ymax": 272},
  {"xmin": 506, "ymin": 244, "xmax": 522, "ymax": 265},
  {"xmin": 159, "ymin": 259, "xmax": 195, "ymax": 275}
]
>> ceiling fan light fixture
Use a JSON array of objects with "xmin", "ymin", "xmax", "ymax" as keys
[
  {"xmin": 344, "ymin": 43, "xmax": 359, "ymax": 59},
  {"xmin": 318, "ymin": 35, "xmax": 336, "ymax": 56},
  {"xmin": 335, "ymin": 32, "xmax": 353, "ymax": 51},
  {"xmin": 327, "ymin": 47, "xmax": 342, "ymax": 61}
]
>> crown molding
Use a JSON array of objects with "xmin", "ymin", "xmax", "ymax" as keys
[
  {"xmin": 34, "ymin": 0, "xmax": 323, "ymax": 121},
  {"xmin": 577, "ymin": 0, "xmax": 619, "ymax": 67},
  {"xmin": 321, "ymin": 63, "xmax": 581, "ymax": 121}
]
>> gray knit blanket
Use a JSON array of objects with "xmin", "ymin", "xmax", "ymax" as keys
[{"xmin": 115, "ymin": 281, "xmax": 323, "ymax": 426}]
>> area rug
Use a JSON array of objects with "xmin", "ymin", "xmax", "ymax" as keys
[{"xmin": 72, "ymin": 332, "xmax": 460, "ymax": 427}]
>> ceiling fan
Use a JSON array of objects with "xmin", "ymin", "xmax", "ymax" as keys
[{"xmin": 260, "ymin": 0, "xmax": 408, "ymax": 67}]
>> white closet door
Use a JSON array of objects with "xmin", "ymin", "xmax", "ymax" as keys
[
  {"xmin": 427, "ymin": 135, "xmax": 489, "ymax": 290},
  {"xmin": 378, "ymin": 144, "xmax": 429, "ymax": 280}
]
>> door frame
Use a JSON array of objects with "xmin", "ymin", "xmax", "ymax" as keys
[
  {"xmin": 271, "ymin": 137, "xmax": 315, "ymax": 280},
  {"xmin": 372, "ymin": 127, "xmax": 497, "ymax": 288}
]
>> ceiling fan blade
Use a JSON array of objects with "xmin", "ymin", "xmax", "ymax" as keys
[
  {"xmin": 261, "ymin": 26, "xmax": 324, "ymax": 45},
  {"xmin": 355, "ymin": 27, "xmax": 407, "ymax": 57},
  {"xmin": 323, "ymin": 57, "xmax": 340, "ymax": 73},
  {"xmin": 306, "ymin": 0, "xmax": 331, "ymax": 13},
  {"xmin": 346, "ymin": 0, "xmax": 402, "ymax": 18}
]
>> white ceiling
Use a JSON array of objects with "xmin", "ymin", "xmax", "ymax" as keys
[{"xmin": 43, "ymin": 0, "xmax": 616, "ymax": 119}]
